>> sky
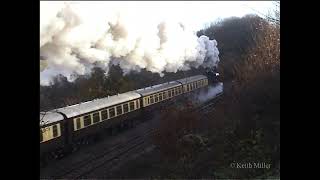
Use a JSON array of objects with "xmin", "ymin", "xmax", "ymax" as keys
[
  {"xmin": 112, "ymin": 1, "xmax": 278, "ymax": 30},
  {"xmin": 41, "ymin": 1, "xmax": 278, "ymax": 32}
]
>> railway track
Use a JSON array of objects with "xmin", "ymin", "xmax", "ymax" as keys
[
  {"xmin": 40, "ymin": 92, "xmax": 223, "ymax": 179},
  {"xmin": 47, "ymin": 128, "xmax": 154, "ymax": 179},
  {"xmin": 62, "ymin": 133, "xmax": 151, "ymax": 179},
  {"xmin": 197, "ymin": 93, "xmax": 223, "ymax": 112}
]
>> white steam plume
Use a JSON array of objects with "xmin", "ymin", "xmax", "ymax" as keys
[
  {"xmin": 197, "ymin": 82, "xmax": 223, "ymax": 103},
  {"xmin": 40, "ymin": 2, "xmax": 220, "ymax": 85}
]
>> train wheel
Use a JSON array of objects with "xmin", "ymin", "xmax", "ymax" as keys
[
  {"xmin": 123, "ymin": 121, "xmax": 129, "ymax": 130},
  {"xmin": 106, "ymin": 127, "xmax": 112, "ymax": 136},
  {"xmin": 130, "ymin": 120, "xmax": 134, "ymax": 128},
  {"xmin": 40, "ymin": 155, "xmax": 47, "ymax": 168},
  {"xmin": 93, "ymin": 133, "xmax": 101, "ymax": 143},
  {"xmin": 41, "ymin": 152, "xmax": 53, "ymax": 167},
  {"xmin": 80, "ymin": 138, "xmax": 88, "ymax": 145},
  {"xmin": 72, "ymin": 145, "xmax": 79, "ymax": 152},
  {"xmin": 119, "ymin": 123, "xmax": 124, "ymax": 132}
]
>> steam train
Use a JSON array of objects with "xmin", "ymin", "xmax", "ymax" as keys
[{"xmin": 40, "ymin": 73, "xmax": 219, "ymax": 166}]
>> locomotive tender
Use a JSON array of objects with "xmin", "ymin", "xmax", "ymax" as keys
[{"xmin": 40, "ymin": 75, "xmax": 209, "ymax": 163}]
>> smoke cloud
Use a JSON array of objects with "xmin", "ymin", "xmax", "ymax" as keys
[
  {"xmin": 40, "ymin": 2, "xmax": 220, "ymax": 85},
  {"xmin": 197, "ymin": 82, "xmax": 223, "ymax": 103}
]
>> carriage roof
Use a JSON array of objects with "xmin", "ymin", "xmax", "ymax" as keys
[
  {"xmin": 135, "ymin": 81, "xmax": 181, "ymax": 96},
  {"xmin": 40, "ymin": 91, "xmax": 141, "ymax": 123},
  {"xmin": 175, "ymin": 75, "xmax": 207, "ymax": 85},
  {"xmin": 40, "ymin": 112, "xmax": 64, "ymax": 127}
]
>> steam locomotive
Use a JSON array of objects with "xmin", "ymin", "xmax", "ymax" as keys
[{"xmin": 40, "ymin": 73, "xmax": 219, "ymax": 166}]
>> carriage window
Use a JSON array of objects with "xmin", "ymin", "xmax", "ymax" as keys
[
  {"xmin": 101, "ymin": 110, "xmax": 108, "ymax": 120},
  {"xmin": 150, "ymin": 96, "xmax": 154, "ymax": 103},
  {"xmin": 93, "ymin": 112, "xmax": 100, "ymax": 123},
  {"xmin": 40, "ymin": 129, "xmax": 43, "ymax": 142},
  {"xmin": 159, "ymin": 93, "xmax": 163, "ymax": 101},
  {"xmin": 163, "ymin": 92, "xmax": 167, "ymax": 99},
  {"xmin": 52, "ymin": 124, "xmax": 58, "ymax": 137},
  {"xmin": 109, "ymin": 107, "xmax": 115, "ymax": 118},
  {"xmin": 168, "ymin": 90, "xmax": 172, "ymax": 97},
  {"xmin": 129, "ymin": 101, "xmax": 135, "ymax": 111},
  {"xmin": 155, "ymin": 94, "xmax": 158, "ymax": 102},
  {"xmin": 147, "ymin": 97, "xmax": 150, "ymax": 105},
  {"xmin": 123, "ymin": 103, "xmax": 129, "ymax": 113},
  {"xmin": 116, "ymin": 105, "xmax": 123, "ymax": 116},
  {"xmin": 84, "ymin": 115, "xmax": 91, "ymax": 127},
  {"xmin": 187, "ymin": 85, "xmax": 190, "ymax": 92}
]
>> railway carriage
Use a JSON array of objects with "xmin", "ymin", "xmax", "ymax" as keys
[
  {"xmin": 176, "ymin": 75, "xmax": 208, "ymax": 93},
  {"xmin": 40, "ymin": 74, "xmax": 212, "ymax": 166},
  {"xmin": 57, "ymin": 91, "xmax": 142, "ymax": 144},
  {"xmin": 40, "ymin": 112, "xmax": 65, "ymax": 162},
  {"xmin": 135, "ymin": 80, "xmax": 183, "ymax": 111}
]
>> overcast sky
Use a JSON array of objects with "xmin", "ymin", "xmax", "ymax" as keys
[{"xmin": 41, "ymin": 1, "xmax": 278, "ymax": 32}]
